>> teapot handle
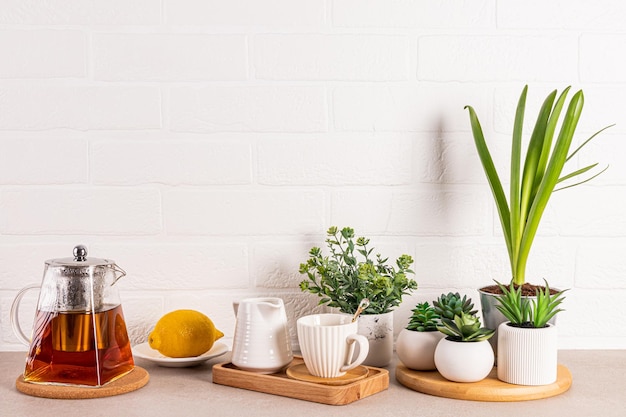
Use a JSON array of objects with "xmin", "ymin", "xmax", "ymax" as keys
[
  {"xmin": 110, "ymin": 264, "xmax": 126, "ymax": 285},
  {"xmin": 10, "ymin": 284, "xmax": 40, "ymax": 346}
]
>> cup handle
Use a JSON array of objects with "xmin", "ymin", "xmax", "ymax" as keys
[
  {"xmin": 10, "ymin": 284, "xmax": 40, "ymax": 346},
  {"xmin": 340, "ymin": 334, "xmax": 369, "ymax": 373}
]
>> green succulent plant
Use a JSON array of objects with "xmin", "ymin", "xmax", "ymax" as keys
[
  {"xmin": 299, "ymin": 226, "xmax": 418, "ymax": 315},
  {"xmin": 437, "ymin": 312, "xmax": 495, "ymax": 342},
  {"xmin": 406, "ymin": 302, "xmax": 440, "ymax": 332},
  {"xmin": 432, "ymin": 292, "xmax": 477, "ymax": 321},
  {"xmin": 495, "ymin": 280, "xmax": 567, "ymax": 328},
  {"xmin": 466, "ymin": 85, "xmax": 611, "ymax": 286}
]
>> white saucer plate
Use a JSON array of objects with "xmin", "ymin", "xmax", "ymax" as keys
[{"xmin": 132, "ymin": 342, "xmax": 228, "ymax": 368}]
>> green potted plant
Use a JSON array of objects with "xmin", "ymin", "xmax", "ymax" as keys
[
  {"xmin": 397, "ymin": 293, "xmax": 480, "ymax": 371},
  {"xmin": 396, "ymin": 302, "xmax": 444, "ymax": 371},
  {"xmin": 495, "ymin": 280, "xmax": 567, "ymax": 385},
  {"xmin": 466, "ymin": 85, "xmax": 610, "ymax": 349},
  {"xmin": 433, "ymin": 292, "xmax": 478, "ymax": 320},
  {"xmin": 433, "ymin": 312, "xmax": 495, "ymax": 383},
  {"xmin": 299, "ymin": 226, "xmax": 418, "ymax": 367}
]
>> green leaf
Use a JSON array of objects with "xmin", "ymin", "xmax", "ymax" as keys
[
  {"xmin": 566, "ymin": 124, "xmax": 614, "ymax": 162},
  {"xmin": 519, "ymin": 90, "xmax": 556, "ymax": 261},
  {"xmin": 555, "ymin": 164, "xmax": 609, "ymax": 191},
  {"xmin": 466, "ymin": 105, "xmax": 513, "ymax": 271},
  {"xmin": 509, "ymin": 86, "xmax": 528, "ymax": 278},
  {"xmin": 557, "ymin": 163, "xmax": 599, "ymax": 183},
  {"xmin": 516, "ymin": 89, "xmax": 584, "ymax": 285},
  {"xmin": 532, "ymin": 281, "xmax": 567, "ymax": 327},
  {"xmin": 532, "ymin": 88, "xmax": 570, "ymax": 197},
  {"xmin": 495, "ymin": 280, "xmax": 531, "ymax": 324}
]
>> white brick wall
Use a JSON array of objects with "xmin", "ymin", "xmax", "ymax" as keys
[
  {"xmin": 2, "ymin": 0, "xmax": 626, "ymax": 351},
  {"xmin": 169, "ymin": 86, "xmax": 328, "ymax": 132},
  {"xmin": 0, "ymin": 86, "xmax": 162, "ymax": 130},
  {"xmin": 333, "ymin": 84, "xmax": 494, "ymax": 132},
  {"xmin": 418, "ymin": 35, "xmax": 579, "ymax": 82},
  {"xmin": 164, "ymin": 0, "xmax": 326, "ymax": 26},
  {"xmin": 93, "ymin": 34, "xmax": 249, "ymax": 81},
  {"xmin": 0, "ymin": 0, "xmax": 161, "ymax": 25},
  {"xmin": 0, "ymin": 188, "xmax": 162, "ymax": 235},
  {"xmin": 253, "ymin": 34, "xmax": 410, "ymax": 81},
  {"xmin": 0, "ymin": 30, "xmax": 85, "ymax": 78},
  {"xmin": 333, "ymin": 0, "xmax": 495, "ymax": 28},
  {"xmin": 91, "ymin": 139, "xmax": 252, "ymax": 185}
]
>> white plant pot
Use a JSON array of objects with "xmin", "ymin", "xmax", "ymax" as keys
[
  {"xmin": 396, "ymin": 328, "xmax": 444, "ymax": 371},
  {"xmin": 357, "ymin": 311, "xmax": 394, "ymax": 367},
  {"xmin": 434, "ymin": 337, "xmax": 494, "ymax": 383},
  {"xmin": 497, "ymin": 322, "xmax": 558, "ymax": 386}
]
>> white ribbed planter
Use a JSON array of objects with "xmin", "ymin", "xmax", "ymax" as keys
[
  {"xmin": 396, "ymin": 328, "xmax": 444, "ymax": 371},
  {"xmin": 497, "ymin": 322, "xmax": 558, "ymax": 386},
  {"xmin": 434, "ymin": 337, "xmax": 494, "ymax": 383}
]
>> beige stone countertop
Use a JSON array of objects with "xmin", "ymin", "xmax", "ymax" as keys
[{"xmin": 1, "ymin": 350, "xmax": 625, "ymax": 417}]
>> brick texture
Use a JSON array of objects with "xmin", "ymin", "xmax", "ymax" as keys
[
  {"xmin": 254, "ymin": 34, "xmax": 410, "ymax": 81},
  {"xmin": 1, "ymin": 0, "xmax": 625, "ymax": 350},
  {"xmin": 0, "ymin": 30, "xmax": 85, "ymax": 78},
  {"xmin": 93, "ymin": 34, "xmax": 248, "ymax": 81}
]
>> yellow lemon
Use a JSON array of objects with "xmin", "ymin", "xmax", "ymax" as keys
[{"xmin": 148, "ymin": 310, "xmax": 224, "ymax": 358}]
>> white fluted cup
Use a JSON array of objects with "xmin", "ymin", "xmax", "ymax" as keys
[{"xmin": 297, "ymin": 314, "xmax": 369, "ymax": 378}]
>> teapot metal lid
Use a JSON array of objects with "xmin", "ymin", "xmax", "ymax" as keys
[
  {"xmin": 45, "ymin": 245, "xmax": 117, "ymax": 269},
  {"xmin": 38, "ymin": 245, "xmax": 126, "ymax": 311}
]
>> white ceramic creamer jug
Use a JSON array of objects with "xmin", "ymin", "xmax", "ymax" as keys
[{"xmin": 231, "ymin": 297, "xmax": 293, "ymax": 373}]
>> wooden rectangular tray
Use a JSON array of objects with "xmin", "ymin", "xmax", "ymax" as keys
[{"xmin": 212, "ymin": 357, "xmax": 389, "ymax": 405}]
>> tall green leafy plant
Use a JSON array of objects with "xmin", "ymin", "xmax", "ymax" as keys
[{"xmin": 466, "ymin": 86, "xmax": 610, "ymax": 286}]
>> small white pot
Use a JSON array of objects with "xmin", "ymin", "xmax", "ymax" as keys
[
  {"xmin": 434, "ymin": 337, "xmax": 494, "ymax": 383},
  {"xmin": 497, "ymin": 322, "xmax": 558, "ymax": 386},
  {"xmin": 396, "ymin": 328, "xmax": 444, "ymax": 371},
  {"xmin": 357, "ymin": 311, "xmax": 394, "ymax": 367}
]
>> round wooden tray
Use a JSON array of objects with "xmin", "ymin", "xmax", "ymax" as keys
[
  {"xmin": 396, "ymin": 364, "xmax": 572, "ymax": 402},
  {"xmin": 15, "ymin": 366, "xmax": 149, "ymax": 399}
]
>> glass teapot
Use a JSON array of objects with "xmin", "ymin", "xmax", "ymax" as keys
[{"xmin": 10, "ymin": 245, "xmax": 135, "ymax": 387}]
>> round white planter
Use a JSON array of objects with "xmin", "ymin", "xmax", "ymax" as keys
[
  {"xmin": 434, "ymin": 337, "xmax": 494, "ymax": 383},
  {"xmin": 396, "ymin": 328, "xmax": 444, "ymax": 371},
  {"xmin": 357, "ymin": 311, "xmax": 394, "ymax": 367},
  {"xmin": 497, "ymin": 322, "xmax": 558, "ymax": 385}
]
